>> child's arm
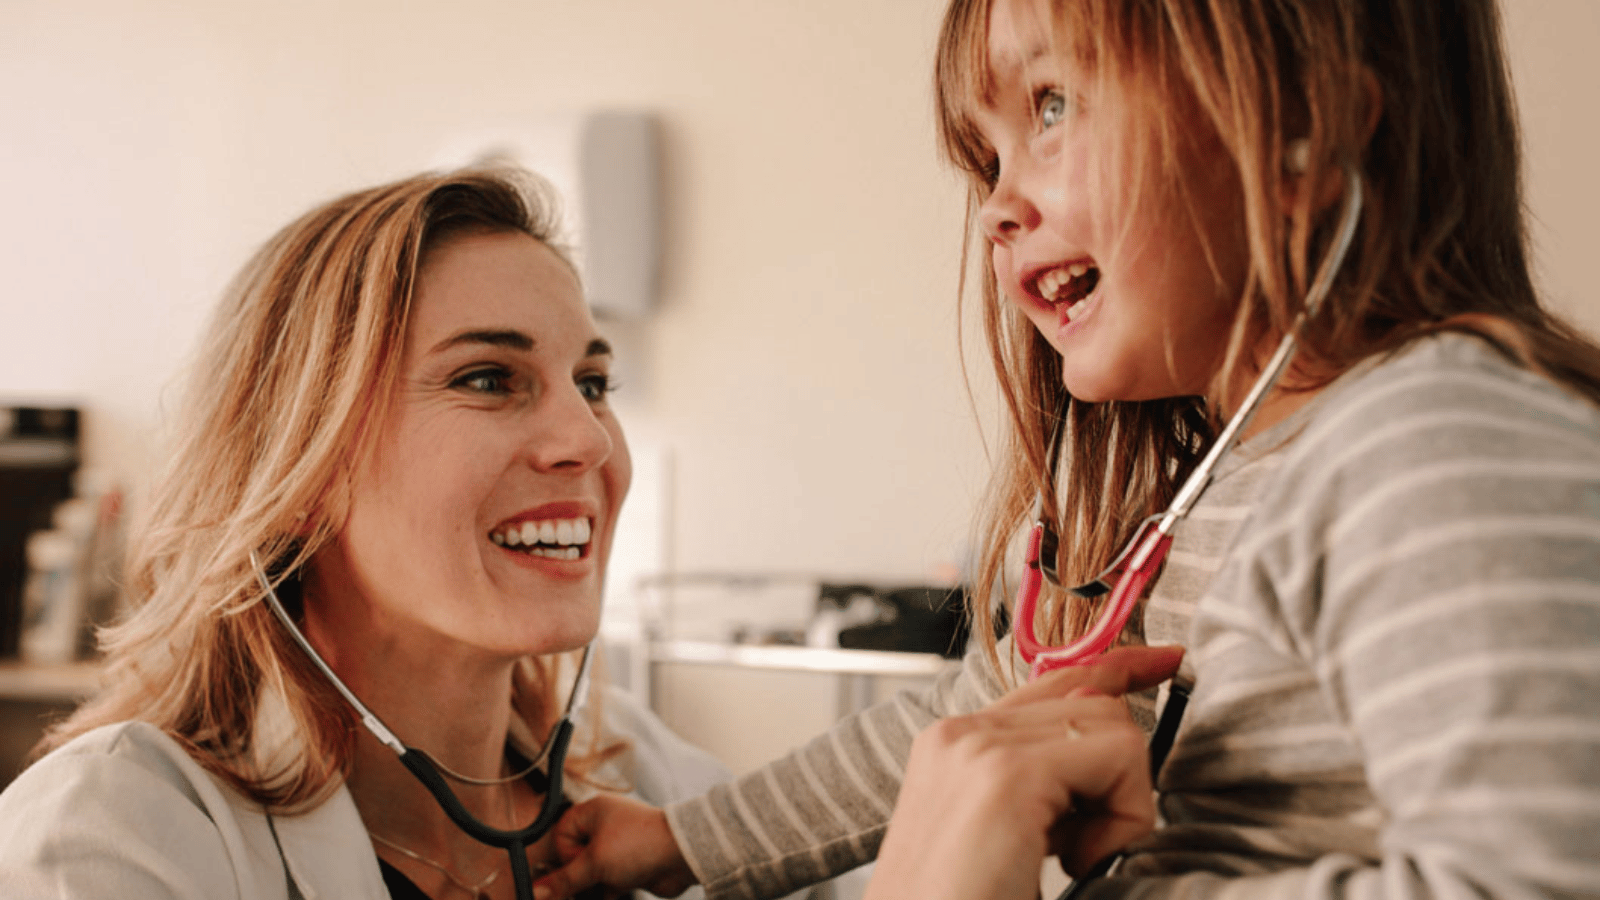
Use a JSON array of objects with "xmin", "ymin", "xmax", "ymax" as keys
[{"xmin": 539, "ymin": 645, "xmax": 1183, "ymax": 900}]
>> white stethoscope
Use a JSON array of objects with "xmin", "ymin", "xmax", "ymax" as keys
[{"xmin": 250, "ymin": 552, "xmax": 591, "ymax": 900}]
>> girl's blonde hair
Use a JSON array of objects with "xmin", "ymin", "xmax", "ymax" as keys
[
  {"xmin": 935, "ymin": 0, "xmax": 1600, "ymax": 671},
  {"xmin": 44, "ymin": 168, "xmax": 620, "ymax": 809}
]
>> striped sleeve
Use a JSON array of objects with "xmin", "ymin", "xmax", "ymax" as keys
[
  {"xmin": 1113, "ymin": 335, "xmax": 1600, "ymax": 899},
  {"xmin": 663, "ymin": 634, "xmax": 1016, "ymax": 900}
]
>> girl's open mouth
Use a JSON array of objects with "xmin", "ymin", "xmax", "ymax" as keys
[{"xmin": 1033, "ymin": 262, "xmax": 1101, "ymax": 321}]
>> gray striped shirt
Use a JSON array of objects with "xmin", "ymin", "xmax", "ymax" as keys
[{"xmin": 666, "ymin": 334, "xmax": 1600, "ymax": 899}]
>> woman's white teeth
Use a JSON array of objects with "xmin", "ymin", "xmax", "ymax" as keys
[{"xmin": 492, "ymin": 517, "xmax": 592, "ymax": 556}]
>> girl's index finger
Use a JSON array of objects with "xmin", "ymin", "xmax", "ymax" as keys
[{"xmin": 994, "ymin": 645, "xmax": 1182, "ymax": 712}]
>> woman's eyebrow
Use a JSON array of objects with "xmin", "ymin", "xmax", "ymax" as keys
[
  {"xmin": 429, "ymin": 330, "xmax": 612, "ymax": 361},
  {"xmin": 430, "ymin": 328, "xmax": 535, "ymax": 354}
]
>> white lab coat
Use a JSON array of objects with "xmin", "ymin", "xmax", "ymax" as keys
[{"xmin": 0, "ymin": 685, "xmax": 729, "ymax": 900}]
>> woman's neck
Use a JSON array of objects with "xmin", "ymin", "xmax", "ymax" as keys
[{"xmin": 300, "ymin": 592, "xmax": 527, "ymax": 846}]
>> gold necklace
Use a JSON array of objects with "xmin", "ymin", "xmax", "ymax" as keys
[
  {"xmin": 369, "ymin": 782, "xmax": 518, "ymax": 899},
  {"xmin": 370, "ymin": 832, "xmax": 501, "ymax": 899},
  {"xmin": 434, "ymin": 742, "xmax": 548, "ymax": 786}
]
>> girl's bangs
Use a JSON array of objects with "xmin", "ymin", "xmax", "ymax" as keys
[{"xmin": 935, "ymin": 0, "xmax": 1000, "ymax": 186}]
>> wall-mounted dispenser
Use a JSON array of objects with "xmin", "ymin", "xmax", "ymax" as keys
[{"xmin": 435, "ymin": 111, "xmax": 661, "ymax": 319}]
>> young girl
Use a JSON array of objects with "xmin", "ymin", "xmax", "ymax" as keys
[{"xmin": 540, "ymin": 0, "xmax": 1600, "ymax": 898}]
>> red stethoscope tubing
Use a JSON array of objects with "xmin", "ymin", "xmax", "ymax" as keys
[{"xmin": 1014, "ymin": 519, "xmax": 1172, "ymax": 678}]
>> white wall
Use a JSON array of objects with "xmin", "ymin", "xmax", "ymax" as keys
[
  {"xmin": 2, "ymin": 0, "xmax": 1597, "ymax": 600},
  {"xmin": 1503, "ymin": 1, "xmax": 1600, "ymax": 334},
  {"xmin": 0, "ymin": 0, "xmax": 989, "ymax": 595}
]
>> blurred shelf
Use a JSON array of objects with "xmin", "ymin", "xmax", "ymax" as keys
[
  {"xmin": 0, "ymin": 661, "xmax": 102, "ymax": 703},
  {"xmin": 649, "ymin": 640, "xmax": 958, "ymax": 677}
]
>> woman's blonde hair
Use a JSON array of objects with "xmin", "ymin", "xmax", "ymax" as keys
[
  {"xmin": 936, "ymin": 0, "xmax": 1600, "ymax": 672},
  {"xmin": 44, "ymin": 167, "xmax": 620, "ymax": 809}
]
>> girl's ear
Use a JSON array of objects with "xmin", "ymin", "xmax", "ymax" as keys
[{"xmin": 1281, "ymin": 66, "xmax": 1383, "ymax": 214}]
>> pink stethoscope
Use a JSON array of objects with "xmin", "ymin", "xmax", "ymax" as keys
[{"xmin": 1014, "ymin": 168, "xmax": 1363, "ymax": 679}]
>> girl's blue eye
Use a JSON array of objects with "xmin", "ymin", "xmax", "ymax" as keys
[
  {"xmin": 1038, "ymin": 90, "xmax": 1069, "ymax": 129},
  {"xmin": 577, "ymin": 372, "xmax": 617, "ymax": 402}
]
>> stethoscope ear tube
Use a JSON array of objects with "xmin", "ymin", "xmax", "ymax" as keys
[{"xmin": 248, "ymin": 551, "xmax": 583, "ymax": 900}]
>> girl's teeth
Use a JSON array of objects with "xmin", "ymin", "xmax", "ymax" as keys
[{"xmin": 1036, "ymin": 263, "xmax": 1097, "ymax": 303}]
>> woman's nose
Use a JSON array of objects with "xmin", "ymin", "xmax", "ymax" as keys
[
  {"xmin": 526, "ymin": 390, "xmax": 613, "ymax": 473},
  {"xmin": 979, "ymin": 165, "xmax": 1042, "ymax": 246}
]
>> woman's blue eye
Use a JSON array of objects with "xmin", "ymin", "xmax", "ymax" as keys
[
  {"xmin": 1038, "ymin": 90, "xmax": 1069, "ymax": 129},
  {"xmin": 453, "ymin": 368, "xmax": 512, "ymax": 394},
  {"xmin": 577, "ymin": 373, "xmax": 617, "ymax": 402}
]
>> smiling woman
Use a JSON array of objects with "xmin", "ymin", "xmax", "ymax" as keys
[
  {"xmin": 0, "ymin": 168, "xmax": 728, "ymax": 900},
  {"xmin": 310, "ymin": 228, "xmax": 631, "ymax": 665}
]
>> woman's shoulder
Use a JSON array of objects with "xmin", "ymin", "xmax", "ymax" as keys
[
  {"xmin": 5, "ymin": 720, "xmax": 201, "ymax": 799},
  {"xmin": 0, "ymin": 720, "xmax": 383, "ymax": 899},
  {"xmin": 0, "ymin": 720, "xmax": 244, "ymax": 841},
  {"xmin": 590, "ymin": 683, "xmax": 732, "ymax": 806},
  {"xmin": 0, "ymin": 722, "xmax": 260, "ymax": 896}
]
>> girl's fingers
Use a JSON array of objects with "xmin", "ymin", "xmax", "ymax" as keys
[
  {"xmin": 922, "ymin": 690, "xmax": 1157, "ymax": 869},
  {"xmin": 998, "ymin": 645, "xmax": 1183, "ymax": 709},
  {"xmin": 972, "ymin": 693, "xmax": 1136, "ymax": 737}
]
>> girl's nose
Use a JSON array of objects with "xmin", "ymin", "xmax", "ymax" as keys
[
  {"xmin": 979, "ymin": 166, "xmax": 1042, "ymax": 246},
  {"xmin": 526, "ymin": 389, "xmax": 613, "ymax": 474}
]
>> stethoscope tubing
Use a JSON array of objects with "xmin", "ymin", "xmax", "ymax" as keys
[{"xmin": 249, "ymin": 552, "xmax": 592, "ymax": 900}]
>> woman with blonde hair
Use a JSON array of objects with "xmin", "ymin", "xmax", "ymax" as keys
[
  {"xmin": 0, "ymin": 167, "xmax": 731, "ymax": 900},
  {"xmin": 541, "ymin": 0, "xmax": 1600, "ymax": 897}
]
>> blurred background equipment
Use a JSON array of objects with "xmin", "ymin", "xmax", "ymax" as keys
[
  {"xmin": 0, "ymin": 404, "xmax": 124, "ymax": 785},
  {"xmin": 0, "ymin": 406, "xmax": 81, "ymax": 659}
]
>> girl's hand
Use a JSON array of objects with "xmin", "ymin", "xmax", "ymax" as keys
[
  {"xmin": 865, "ymin": 645, "xmax": 1180, "ymax": 900},
  {"xmin": 533, "ymin": 795, "xmax": 696, "ymax": 900}
]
